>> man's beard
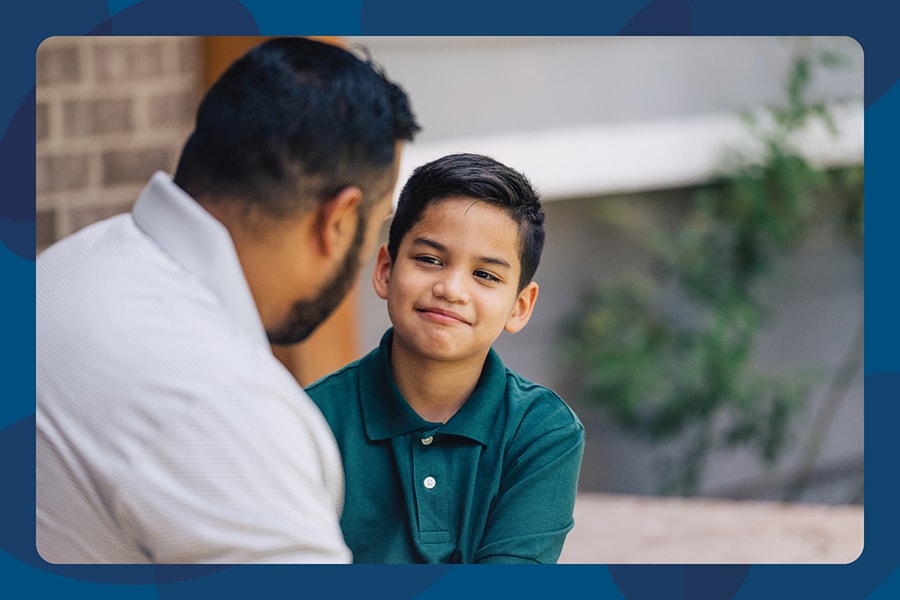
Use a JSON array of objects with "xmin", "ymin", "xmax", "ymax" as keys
[{"xmin": 266, "ymin": 215, "xmax": 366, "ymax": 346}]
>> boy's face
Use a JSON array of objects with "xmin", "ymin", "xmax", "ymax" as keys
[{"xmin": 373, "ymin": 196, "xmax": 538, "ymax": 364}]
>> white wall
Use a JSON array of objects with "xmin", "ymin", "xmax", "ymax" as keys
[
  {"xmin": 351, "ymin": 36, "xmax": 863, "ymax": 201},
  {"xmin": 350, "ymin": 36, "xmax": 862, "ymax": 141}
]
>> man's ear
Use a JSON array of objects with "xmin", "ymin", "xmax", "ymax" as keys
[
  {"xmin": 504, "ymin": 281, "xmax": 539, "ymax": 334},
  {"xmin": 316, "ymin": 186, "xmax": 363, "ymax": 257},
  {"xmin": 372, "ymin": 244, "xmax": 392, "ymax": 300}
]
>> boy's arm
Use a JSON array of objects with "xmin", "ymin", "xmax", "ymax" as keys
[{"xmin": 474, "ymin": 416, "xmax": 585, "ymax": 564}]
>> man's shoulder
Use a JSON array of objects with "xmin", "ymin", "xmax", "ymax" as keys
[{"xmin": 38, "ymin": 213, "xmax": 132, "ymax": 270}]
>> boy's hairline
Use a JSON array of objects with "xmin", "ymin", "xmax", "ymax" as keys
[{"xmin": 391, "ymin": 193, "xmax": 538, "ymax": 292}]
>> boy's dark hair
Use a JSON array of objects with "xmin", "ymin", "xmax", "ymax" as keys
[
  {"xmin": 388, "ymin": 153, "xmax": 545, "ymax": 291},
  {"xmin": 174, "ymin": 37, "xmax": 420, "ymax": 220}
]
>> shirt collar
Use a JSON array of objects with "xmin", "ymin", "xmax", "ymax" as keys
[
  {"xmin": 359, "ymin": 328, "xmax": 506, "ymax": 446},
  {"xmin": 131, "ymin": 171, "xmax": 269, "ymax": 349}
]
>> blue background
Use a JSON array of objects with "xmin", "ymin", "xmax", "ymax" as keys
[{"xmin": 3, "ymin": 0, "xmax": 895, "ymax": 598}]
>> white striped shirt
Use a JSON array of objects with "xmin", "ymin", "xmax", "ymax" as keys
[{"xmin": 36, "ymin": 172, "xmax": 351, "ymax": 564}]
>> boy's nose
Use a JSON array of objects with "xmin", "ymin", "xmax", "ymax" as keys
[{"xmin": 433, "ymin": 270, "xmax": 469, "ymax": 304}]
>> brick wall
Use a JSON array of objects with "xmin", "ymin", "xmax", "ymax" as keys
[{"xmin": 36, "ymin": 36, "xmax": 202, "ymax": 253}]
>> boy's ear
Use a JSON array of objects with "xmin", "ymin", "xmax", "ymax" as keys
[
  {"xmin": 372, "ymin": 244, "xmax": 392, "ymax": 300},
  {"xmin": 315, "ymin": 186, "xmax": 362, "ymax": 257},
  {"xmin": 504, "ymin": 281, "xmax": 539, "ymax": 334}
]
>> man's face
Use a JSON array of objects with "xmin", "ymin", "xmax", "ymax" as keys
[
  {"xmin": 266, "ymin": 149, "xmax": 401, "ymax": 346},
  {"xmin": 266, "ymin": 211, "xmax": 368, "ymax": 346}
]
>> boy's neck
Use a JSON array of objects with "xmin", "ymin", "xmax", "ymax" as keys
[{"xmin": 388, "ymin": 335, "xmax": 488, "ymax": 424}]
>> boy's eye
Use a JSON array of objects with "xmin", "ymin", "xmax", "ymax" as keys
[
  {"xmin": 474, "ymin": 270, "xmax": 501, "ymax": 283},
  {"xmin": 414, "ymin": 255, "xmax": 442, "ymax": 266}
]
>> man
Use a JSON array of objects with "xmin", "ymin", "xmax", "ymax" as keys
[{"xmin": 36, "ymin": 37, "xmax": 419, "ymax": 564}]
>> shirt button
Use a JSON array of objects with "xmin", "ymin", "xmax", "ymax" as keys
[
  {"xmin": 423, "ymin": 476, "xmax": 436, "ymax": 489},
  {"xmin": 421, "ymin": 436, "xmax": 434, "ymax": 446}
]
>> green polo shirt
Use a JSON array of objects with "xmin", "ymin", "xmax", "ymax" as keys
[{"xmin": 307, "ymin": 328, "xmax": 584, "ymax": 564}]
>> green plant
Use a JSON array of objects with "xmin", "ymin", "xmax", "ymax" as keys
[{"xmin": 562, "ymin": 41, "xmax": 863, "ymax": 496}]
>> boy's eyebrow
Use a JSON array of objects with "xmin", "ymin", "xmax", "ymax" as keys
[
  {"xmin": 411, "ymin": 237, "xmax": 512, "ymax": 270},
  {"xmin": 479, "ymin": 255, "xmax": 512, "ymax": 270},
  {"xmin": 411, "ymin": 237, "xmax": 447, "ymax": 253}
]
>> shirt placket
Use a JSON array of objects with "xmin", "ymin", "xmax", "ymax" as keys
[{"xmin": 412, "ymin": 429, "xmax": 452, "ymax": 547}]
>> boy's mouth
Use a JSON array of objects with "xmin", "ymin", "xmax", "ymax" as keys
[{"xmin": 416, "ymin": 306, "xmax": 470, "ymax": 325}]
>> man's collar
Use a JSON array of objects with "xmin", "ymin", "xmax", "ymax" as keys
[{"xmin": 131, "ymin": 172, "xmax": 269, "ymax": 349}]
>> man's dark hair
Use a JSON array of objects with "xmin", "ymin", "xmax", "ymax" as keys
[
  {"xmin": 174, "ymin": 37, "xmax": 419, "ymax": 220},
  {"xmin": 388, "ymin": 153, "xmax": 545, "ymax": 291}
]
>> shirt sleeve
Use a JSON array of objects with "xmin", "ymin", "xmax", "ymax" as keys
[
  {"xmin": 474, "ymin": 406, "xmax": 585, "ymax": 564},
  {"xmin": 114, "ymin": 381, "xmax": 352, "ymax": 564}
]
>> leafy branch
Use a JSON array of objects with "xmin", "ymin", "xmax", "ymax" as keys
[{"xmin": 562, "ymin": 41, "xmax": 862, "ymax": 496}]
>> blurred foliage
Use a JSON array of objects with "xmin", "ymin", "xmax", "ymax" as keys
[{"xmin": 562, "ymin": 41, "xmax": 863, "ymax": 496}]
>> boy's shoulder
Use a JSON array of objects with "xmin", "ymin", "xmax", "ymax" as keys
[
  {"xmin": 494, "ymin": 366, "xmax": 584, "ymax": 462},
  {"xmin": 307, "ymin": 332, "xmax": 391, "ymax": 401},
  {"xmin": 501, "ymin": 366, "xmax": 583, "ymax": 430},
  {"xmin": 305, "ymin": 358, "xmax": 364, "ymax": 399}
]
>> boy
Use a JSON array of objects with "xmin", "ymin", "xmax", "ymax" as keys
[{"xmin": 308, "ymin": 153, "xmax": 584, "ymax": 563}]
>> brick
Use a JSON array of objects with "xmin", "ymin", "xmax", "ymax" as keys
[
  {"xmin": 94, "ymin": 40, "xmax": 164, "ymax": 82},
  {"xmin": 36, "ymin": 41, "xmax": 81, "ymax": 86},
  {"xmin": 67, "ymin": 203, "xmax": 132, "ymax": 235},
  {"xmin": 147, "ymin": 90, "xmax": 198, "ymax": 129},
  {"xmin": 36, "ymin": 154, "xmax": 89, "ymax": 194},
  {"xmin": 63, "ymin": 98, "xmax": 134, "ymax": 137},
  {"xmin": 36, "ymin": 209, "xmax": 58, "ymax": 248},
  {"xmin": 102, "ymin": 147, "xmax": 173, "ymax": 185},
  {"xmin": 176, "ymin": 37, "xmax": 202, "ymax": 75},
  {"xmin": 36, "ymin": 102, "xmax": 50, "ymax": 141}
]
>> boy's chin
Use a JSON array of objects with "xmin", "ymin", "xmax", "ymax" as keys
[{"xmin": 396, "ymin": 330, "xmax": 493, "ymax": 364}]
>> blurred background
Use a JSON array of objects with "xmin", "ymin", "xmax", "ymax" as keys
[
  {"xmin": 353, "ymin": 36, "xmax": 864, "ymax": 507},
  {"xmin": 36, "ymin": 36, "xmax": 864, "ymax": 561}
]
